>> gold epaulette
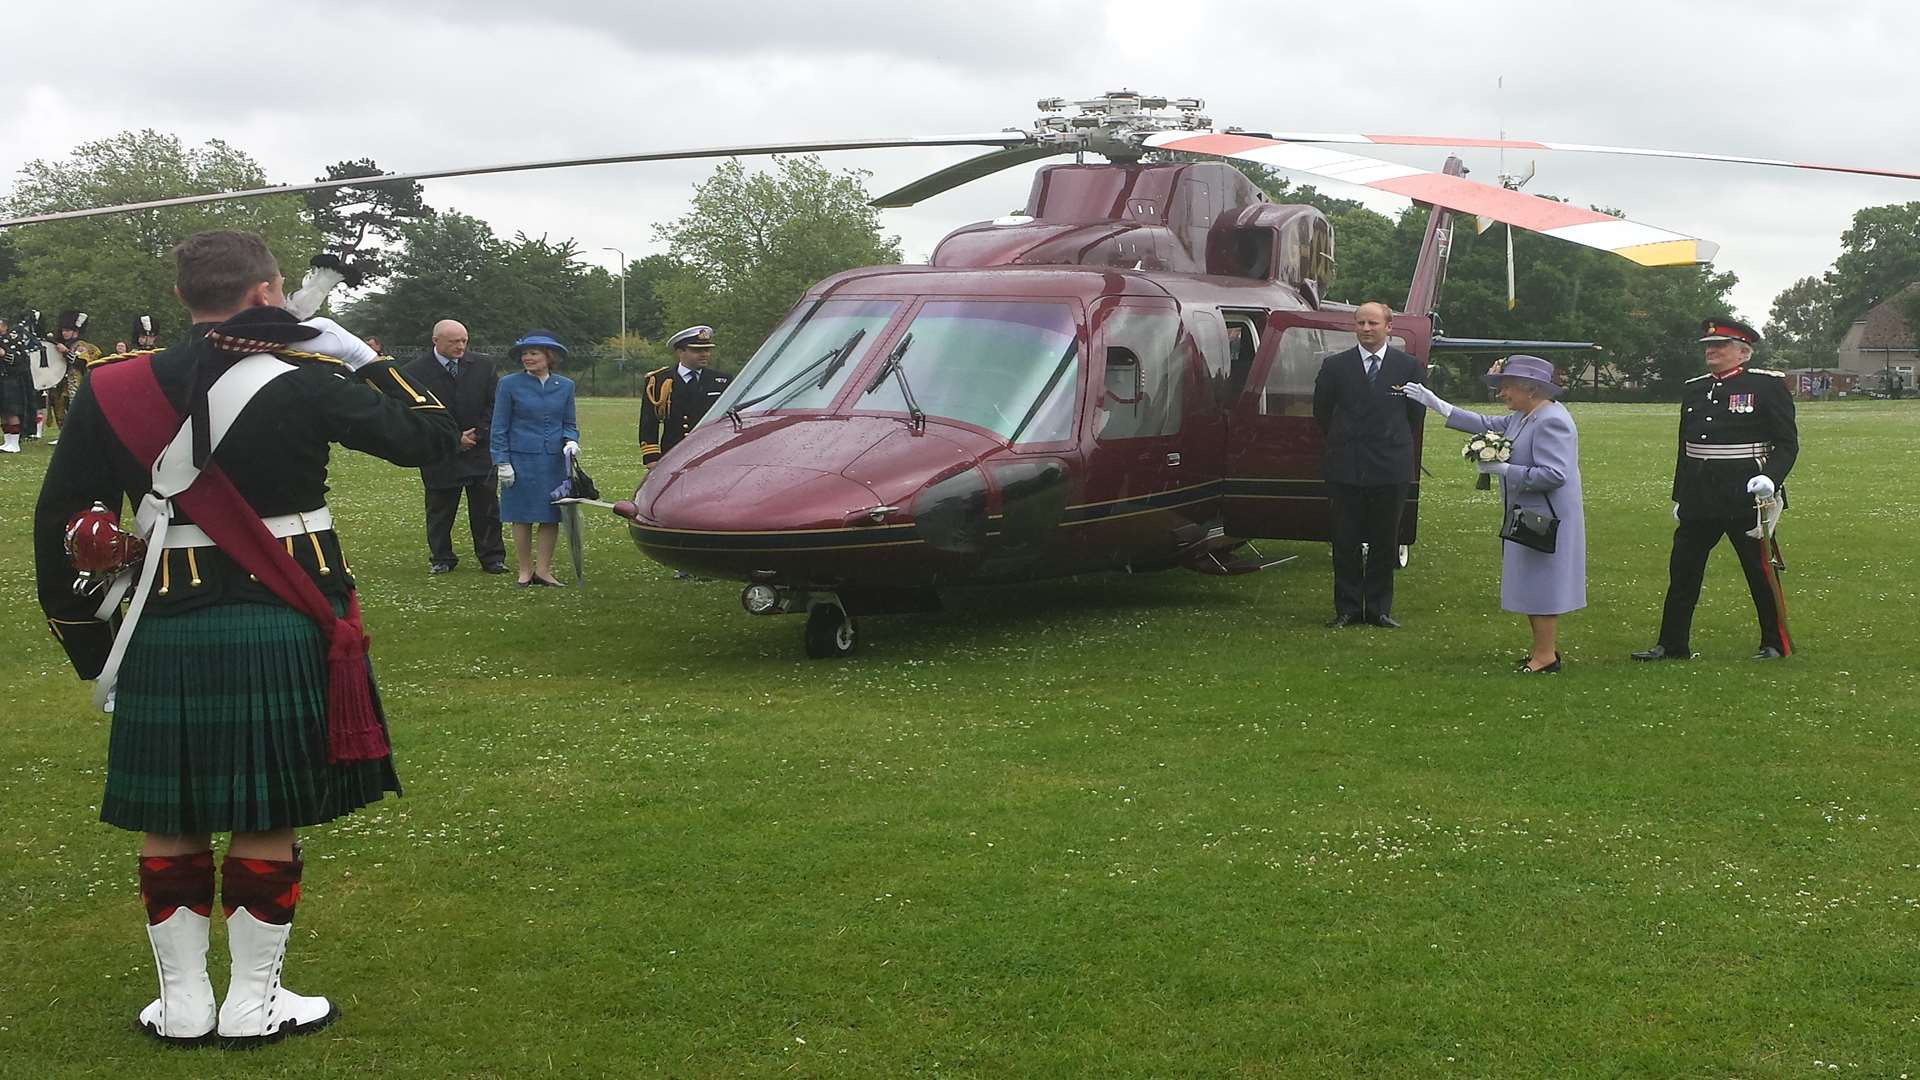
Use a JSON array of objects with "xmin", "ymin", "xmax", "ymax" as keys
[
  {"xmin": 85, "ymin": 349, "xmax": 154, "ymax": 367},
  {"xmin": 275, "ymin": 348, "xmax": 346, "ymax": 366}
]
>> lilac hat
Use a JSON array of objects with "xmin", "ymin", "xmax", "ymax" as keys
[{"xmin": 1483, "ymin": 354, "xmax": 1564, "ymax": 398}]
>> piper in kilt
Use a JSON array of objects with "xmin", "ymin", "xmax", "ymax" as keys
[{"xmin": 33, "ymin": 230, "xmax": 457, "ymax": 1046}]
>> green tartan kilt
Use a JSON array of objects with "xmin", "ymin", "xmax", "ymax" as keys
[{"xmin": 100, "ymin": 599, "xmax": 401, "ymax": 834}]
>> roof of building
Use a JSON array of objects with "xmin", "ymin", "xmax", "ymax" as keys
[{"xmin": 1852, "ymin": 281, "xmax": 1920, "ymax": 349}]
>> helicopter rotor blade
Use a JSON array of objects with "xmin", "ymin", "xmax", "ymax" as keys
[
  {"xmin": 1145, "ymin": 131, "xmax": 1718, "ymax": 267},
  {"xmin": 869, "ymin": 144, "xmax": 1066, "ymax": 208},
  {"xmin": 0, "ymin": 133, "xmax": 1032, "ymax": 228},
  {"xmin": 1235, "ymin": 131, "xmax": 1920, "ymax": 183}
]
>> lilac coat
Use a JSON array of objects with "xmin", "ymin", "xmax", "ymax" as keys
[{"xmin": 1446, "ymin": 401, "xmax": 1586, "ymax": 615}]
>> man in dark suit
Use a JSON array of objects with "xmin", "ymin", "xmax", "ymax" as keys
[
  {"xmin": 1312, "ymin": 302, "xmax": 1425, "ymax": 628},
  {"xmin": 404, "ymin": 319, "xmax": 506, "ymax": 573}
]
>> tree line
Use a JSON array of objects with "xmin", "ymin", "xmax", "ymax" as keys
[{"xmin": 2, "ymin": 128, "xmax": 1910, "ymax": 388}]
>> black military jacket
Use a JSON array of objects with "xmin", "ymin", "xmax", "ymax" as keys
[
  {"xmin": 638, "ymin": 364, "xmax": 731, "ymax": 465},
  {"xmin": 34, "ymin": 326, "xmax": 458, "ymax": 678},
  {"xmin": 1672, "ymin": 365, "xmax": 1798, "ymax": 520}
]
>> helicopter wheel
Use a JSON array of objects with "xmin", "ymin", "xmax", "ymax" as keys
[
  {"xmin": 803, "ymin": 603, "xmax": 858, "ymax": 659},
  {"xmin": 1398, "ymin": 544, "xmax": 1410, "ymax": 568}
]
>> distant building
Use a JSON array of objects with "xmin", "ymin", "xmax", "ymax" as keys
[{"xmin": 1835, "ymin": 282, "xmax": 1919, "ymax": 394}]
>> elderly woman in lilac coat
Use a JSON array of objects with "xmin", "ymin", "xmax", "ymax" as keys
[{"xmin": 1401, "ymin": 355, "xmax": 1585, "ymax": 673}]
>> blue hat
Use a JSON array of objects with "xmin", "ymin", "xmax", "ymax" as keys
[
  {"xmin": 509, "ymin": 330, "xmax": 568, "ymax": 361},
  {"xmin": 1483, "ymin": 354, "xmax": 1563, "ymax": 398},
  {"xmin": 667, "ymin": 325, "xmax": 715, "ymax": 350}
]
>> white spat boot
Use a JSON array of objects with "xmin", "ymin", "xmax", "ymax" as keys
[
  {"xmin": 217, "ymin": 907, "xmax": 338, "ymax": 1046},
  {"xmin": 137, "ymin": 907, "xmax": 216, "ymax": 1043}
]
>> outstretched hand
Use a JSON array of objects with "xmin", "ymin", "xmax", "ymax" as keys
[{"xmin": 1398, "ymin": 381, "xmax": 1452, "ymax": 418}]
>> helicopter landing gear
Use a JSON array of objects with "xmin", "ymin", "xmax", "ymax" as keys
[{"xmin": 803, "ymin": 601, "xmax": 858, "ymax": 659}]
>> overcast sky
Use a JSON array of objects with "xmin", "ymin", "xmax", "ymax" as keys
[{"xmin": 6, "ymin": 0, "xmax": 1916, "ymax": 329}]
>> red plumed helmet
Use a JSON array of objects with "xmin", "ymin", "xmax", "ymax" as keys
[{"xmin": 64, "ymin": 502, "xmax": 144, "ymax": 592}]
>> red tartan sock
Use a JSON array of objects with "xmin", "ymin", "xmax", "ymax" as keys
[
  {"xmin": 138, "ymin": 851, "xmax": 215, "ymax": 925},
  {"xmin": 220, "ymin": 855, "xmax": 302, "ymax": 926},
  {"xmin": 3, "ymin": 422, "xmax": 19, "ymax": 434}
]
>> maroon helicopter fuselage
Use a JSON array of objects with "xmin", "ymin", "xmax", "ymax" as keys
[{"xmin": 625, "ymin": 160, "xmax": 1431, "ymax": 608}]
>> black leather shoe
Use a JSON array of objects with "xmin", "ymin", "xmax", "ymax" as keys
[
  {"xmin": 429, "ymin": 563, "xmax": 455, "ymax": 575},
  {"xmin": 1751, "ymin": 645, "xmax": 1785, "ymax": 660},
  {"xmin": 1325, "ymin": 613, "xmax": 1360, "ymax": 628},
  {"xmin": 1631, "ymin": 644, "xmax": 1693, "ymax": 661},
  {"xmin": 1368, "ymin": 614, "xmax": 1401, "ymax": 629},
  {"xmin": 1522, "ymin": 652, "xmax": 1562, "ymax": 673},
  {"xmin": 481, "ymin": 563, "xmax": 510, "ymax": 574}
]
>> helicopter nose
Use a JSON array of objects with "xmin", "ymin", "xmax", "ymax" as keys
[{"xmin": 642, "ymin": 464, "xmax": 883, "ymax": 532}]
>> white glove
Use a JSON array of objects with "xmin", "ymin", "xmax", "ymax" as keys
[
  {"xmin": 563, "ymin": 440, "xmax": 580, "ymax": 459},
  {"xmin": 1672, "ymin": 502, "xmax": 1681, "ymax": 522},
  {"xmin": 1398, "ymin": 381, "xmax": 1453, "ymax": 418},
  {"xmin": 1746, "ymin": 475, "xmax": 1776, "ymax": 499},
  {"xmin": 103, "ymin": 688, "xmax": 116, "ymax": 714},
  {"xmin": 1476, "ymin": 460, "xmax": 1510, "ymax": 478},
  {"xmin": 299, "ymin": 317, "xmax": 378, "ymax": 371},
  {"xmin": 497, "ymin": 463, "xmax": 515, "ymax": 488}
]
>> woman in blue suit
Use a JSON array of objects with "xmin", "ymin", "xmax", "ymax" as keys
[
  {"xmin": 1401, "ymin": 355, "xmax": 1585, "ymax": 673},
  {"xmin": 491, "ymin": 330, "xmax": 579, "ymax": 587}
]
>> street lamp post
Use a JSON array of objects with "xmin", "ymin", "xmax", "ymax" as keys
[{"xmin": 600, "ymin": 246, "xmax": 627, "ymax": 368}]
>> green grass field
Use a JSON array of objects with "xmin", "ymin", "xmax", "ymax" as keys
[{"xmin": 2, "ymin": 399, "xmax": 1917, "ymax": 1078}]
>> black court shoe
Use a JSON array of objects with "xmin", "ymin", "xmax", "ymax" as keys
[
  {"xmin": 1630, "ymin": 644, "xmax": 1694, "ymax": 661},
  {"xmin": 1521, "ymin": 653, "xmax": 1562, "ymax": 674}
]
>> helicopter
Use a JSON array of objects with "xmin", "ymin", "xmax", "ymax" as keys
[{"xmin": 8, "ymin": 92, "xmax": 1915, "ymax": 658}]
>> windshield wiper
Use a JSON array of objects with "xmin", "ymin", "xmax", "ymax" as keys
[
  {"xmin": 725, "ymin": 327, "xmax": 868, "ymax": 429},
  {"xmin": 813, "ymin": 327, "xmax": 867, "ymax": 389},
  {"xmin": 862, "ymin": 333, "xmax": 924, "ymax": 431}
]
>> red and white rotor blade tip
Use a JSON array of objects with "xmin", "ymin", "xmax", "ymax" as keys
[
  {"xmin": 1146, "ymin": 132, "xmax": 1717, "ymax": 267},
  {"xmin": 1242, "ymin": 131, "xmax": 1920, "ymax": 184}
]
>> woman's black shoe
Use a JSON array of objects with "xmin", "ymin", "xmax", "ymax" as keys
[{"xmin": 1522, "ymin": 652, "xmax": 1562, "ymax": 674}]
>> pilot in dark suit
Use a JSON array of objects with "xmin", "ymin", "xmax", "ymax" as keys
[
  {"xmin": 1312, "ymin": 302, "xmax": 1425, "ymax": 628},
  {"xmin": 639, "ymin": 324, "xmax": 731, "ymax": 466},
  {"xmin": 1633, "ymin": 318, "xmax": 1798, "ymax": 661},
  {"xmin": 403, "ymin": 319, "xmax": 506, "ymax": 574}
]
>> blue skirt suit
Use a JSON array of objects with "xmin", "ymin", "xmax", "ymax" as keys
[
  {"xmin": 491, "ymin": 371, "xmax": 577, "ymax": 524},
  {"xmin": 1445, "ymin": 400, "xmax": 1587, "ymax": 615}
]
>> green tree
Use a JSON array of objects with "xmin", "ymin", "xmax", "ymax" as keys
[
  {"xmin": 302, "ymin": 159, "xmax": 433, "ymax": 283},
  {"xmin": 340, "ymin": 215, "xmax": 619, "ymax": 357},
  {"xmin": 1764, "ymin": 276, "xmax": 1837, "ymax": 369},
  {"xmin": 654, "ymin": 156, "xmax": 900, "ymax": 366},
  {"xmin": 624, "ymin": 253, "xmax": 685, "ymax": 341},
  {"xmin": 0, "ymin": 130, "xmax": 320, "ymax": 345},
  {"xmin": 1823, "ymin": 202, "xmax": 1920, "ymax": 331}
]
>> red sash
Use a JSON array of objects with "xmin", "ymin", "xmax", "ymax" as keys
[{"xmin": 88, "ymin": 356, "xmax": 388, "ymax": 763}]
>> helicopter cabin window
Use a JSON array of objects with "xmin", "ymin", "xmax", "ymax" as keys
[
  {"xmin": 859, "ymin": 300, "xmax": 1080, "ymax": 445},
  {"xmin": 1186, "ymin": 310, "xmax": 1234, "ymax": 409},
  {"xmin": 701, "ymin": 298, "xmax": 902, "ymax": 424},
  {"xmin": 1094, "ymin": 304, "xmax": 1182, "ymax": 440},
  {"xmin": 1258, "ymin": 327, "xmax": 1408, "ymax": 417}
]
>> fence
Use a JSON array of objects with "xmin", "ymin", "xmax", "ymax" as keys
[{"xmin": 401, "ymin": 344, "xmax": 710, "ymax": 398}]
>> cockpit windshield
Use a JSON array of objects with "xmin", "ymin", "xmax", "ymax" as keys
[
  {"xmin": 859, "ymin": 300, "xmax": 1080, "ymax": 444},
  {"xmin": 702, "ymin": 299, "xmax": 901, "ymax": 423}
]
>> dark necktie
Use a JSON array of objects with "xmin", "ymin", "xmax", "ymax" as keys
[
  {"xmin": 445, "ymin": 360, "xmax": 457, "ymax": 379},
  {"xmin": 1365, "ymin": 355, "xmax": 1379, "ymax": 387}
]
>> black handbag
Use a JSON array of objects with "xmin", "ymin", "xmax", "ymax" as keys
[{"xmin": 1500, "ymin": 492, "xmax": 1559, "ymax": 554}]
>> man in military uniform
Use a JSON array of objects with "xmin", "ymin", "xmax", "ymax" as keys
[
  {"xmin": 34, "ymin": 229, "xmax": 456, "ymax": 1043},
  {"xmin": 48, "ymin": 309, "xmax": 102, "ymax": 440},
  {"xmin": 0, "ymin": 315, "xmax": 36, "ymax": 453},
  {"xmin": 131, "ymin": 313, "xmax": 161, "ymax": 352},
  {"xmin": 638, "ymin": 324, "xmax": 731, "ymax": 466},
  {"xmin": 1633, "ymin": 318, "xmax": 1798, "ymax": 661}
]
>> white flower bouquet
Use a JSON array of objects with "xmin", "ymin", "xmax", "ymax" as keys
[
  {"xmin": 1461, "ymin": 431, "xmax": 1514, "ymax": 465},
  {"xmin": 1463, "ymin": 431, "xmax": 1514, "ymax": 489}
]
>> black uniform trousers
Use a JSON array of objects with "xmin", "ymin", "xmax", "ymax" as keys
[
  {"xmin": 424, "ymin": 478, "xmax": 505, "ymax": 569},
  {"xmin": 1657, "ymin": 517, "xmax": 1790, "ymax": 654},
  {"xmin": 1329, "ymin": 481, "xmax": 1407, "ymax": 619}
]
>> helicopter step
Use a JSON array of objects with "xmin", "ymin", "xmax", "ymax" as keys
[
  {"xmin": 1168, "ymin": 523, "xmax": 1297, "ymax": 577},
  {"xmin": 1184, "ymin": 543, "xmax": 1298, "ymax": 577}
]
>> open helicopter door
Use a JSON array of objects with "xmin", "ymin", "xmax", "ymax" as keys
[
  {"xmin": 1222, "ymin": 313, "xmax": 1426, "ymax": 545},
  {"xmin": 1074, "ymin": 296, "xmax": 1215, "ymax": 565}
]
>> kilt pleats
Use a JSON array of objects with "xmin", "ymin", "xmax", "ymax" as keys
[{"xmin": 101, "ymin": 600, "xmax": 399, "ymax": 834}]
